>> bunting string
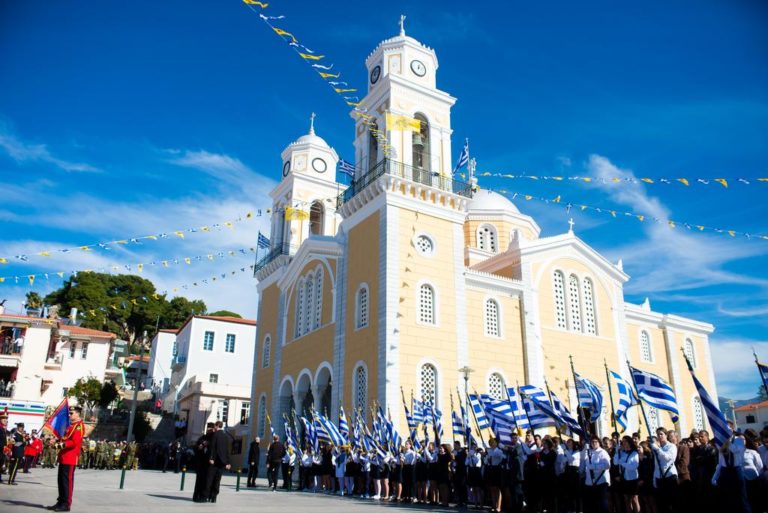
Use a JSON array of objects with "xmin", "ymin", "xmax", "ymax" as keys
[
  {"xmin": 490, "ymin": 188, "xmax": 768, "ymax": 242},
  {"xmin": 478, "ymin": 173, "xmax": 767, "ymax": 188},
  {"xmin": 240, "ymin": 0, "xmax": 396, "ymax": 160},
  {"xmin": 0, "ymin": 247, "xmax": 257, "ymax": 286}
]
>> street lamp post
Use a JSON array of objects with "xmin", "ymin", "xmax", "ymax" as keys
[
  {"xmin": 458, "ymin": 366, "xmax": 474, "ymax": 435},
  {"xmin": 127, "ymin": 330, "xmax": 147, "ymax": 442}
]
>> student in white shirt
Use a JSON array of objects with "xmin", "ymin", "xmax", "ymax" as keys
[
  {"xmin": 613, "ymin": 435, "xmax": 641, "ymax": 513},
  {"xmin": 650, "ymin": 427, "xmax": 678, "ymax": 513},
  {"xmin": 582, "ymin": 435, "xmax": 611, "ymax": 513}
]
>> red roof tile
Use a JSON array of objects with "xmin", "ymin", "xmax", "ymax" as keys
[
  {"xmin": 59, "ymin": 323, "xmax": 116, "ymax": 339},
  {"xmin": 734, "ymin": 400, "xmax": 768, "ymax": 413},
  {"xmin": 158, "ymin": 328, "xmax": 178, "ymax": 334},
  {"xmin": 197, "ymin": 315, "xmax": 257, "ymax": 326}
]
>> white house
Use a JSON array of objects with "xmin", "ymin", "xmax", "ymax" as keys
[
  {"xmin": 148, "ymin": 329, "xmax": 177, "ymax": 394},
  {"xmin": 734, "ymin": 400, "xmax": 768, "ymax": 432},
  {"xmin": 166, "ymin": 315, "xmax": 256, "ymax": 450}
]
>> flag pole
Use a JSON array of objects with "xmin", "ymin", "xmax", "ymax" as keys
[
  {"xmin": 568, "ymin": 355, "xmax": 591, "ymax": 438},
  {"xmin": 754, "ymin": 348, "xmax": 768, "ymax": 401},
  {"xmin": 516, "ymin": 381, "xmax": 536, "ymax": 437},
  {"xmin": 501, "ymin": 384, "xmax": 521, "ymax": 436},
  {"xmin": 604, "ymin": 359, "xmax": 619, "ymax": 435},
  {"xmin": 468, "ymin": 390, "xmax": 488, "ymax": 448},
  {"xmin": 450, "ymin": 392, "xmax": 456, "ymax": 445},
  {"xmin": 625, "ymin": 360, "xmax": 653, "ymax": 441},
  {"xmin": 543, "ymin": 378, "xmax": 562, "ymax": 438}
]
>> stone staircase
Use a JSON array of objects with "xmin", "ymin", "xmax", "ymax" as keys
[{"xmin": 144, "ymin": 412, "xmax": 176, "ymax": 443}]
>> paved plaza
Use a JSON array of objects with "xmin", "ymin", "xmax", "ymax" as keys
[{"xmin": 2, "ymin": 468, "xmax": 454, "ymax": 512}]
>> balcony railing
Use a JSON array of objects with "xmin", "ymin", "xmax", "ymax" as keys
[
  {"xmin": 253, "ymin": 242, "xmax": 295, "ymax": 275},
  {"xmin": 337, "ymin": 158, "xmax": 473, "ymax": 208}
]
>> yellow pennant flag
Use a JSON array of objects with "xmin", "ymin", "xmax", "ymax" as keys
[
  {"xmin": 130, "ymin": 299, "xmax": 138, "ymax": 306},
  {"xmin": 201, "ymin": 226, "xmax": 210, "ymax": 232},
  {"xmin": 319, "ymin": 72, "xmax": 340, "ymax": 79},
  {"xmin": 242, "ymin": 0, "xmax": 268, "ymax": 6},
  {"xmin": 80, "ymin": 246, "xmax": 91, "ymax": 251},
  {"xmin": 39, "ymin": 251, "xmax": 51, "ymax": 257},
  {"xmin": 299, "ymin": 52, "xmax": 325, "ymax": 61},
  {"xmin": 728, "ymin": 230, "xmax": 736, "ymax": 237},
  {"xmin": 152, "ymin": 293, "xmax": 160, "ymax": 300},
  {"xmin": 285, "ymin": 207, "xmax": 310, "ymax": 221},
  {"xmin": 0, "ymin": 258, "xmax": 7, "ymax": 264},
  {"xmin": 137, "ymin": 263, "xmax": 144, "ymax": 273},
  {"xmin": 668, "ymin": 221, "xmax": 676, "ymax": 229},
  {"xmin": 109, "ymin": 304, "xmax": 117, "ymax": 310},
  {"xmin": 175, "ymin": 231, "xmax": 185, "ymax": 238},
  {"xmin": 334, "ymin": 87, "xmax": 357, "ymax": 93},
  {"xmin": 162, "ymin": 261, "xmax": 169, "ymax": 267},
  {"xmin": 636, "ymin": 215, "xmax": 645, "ymax": 222},
  {"xmin": 0, "ymin": 277, "xmax": 4, "ymax": 283},
  {"xmin": 611, "ymin": 177, "xmax": 621, "ymax": 182},
  {"xmin": 553, "ymin": 195, "xmax": 561, "ymax": 203},
  {"xmin": 146, "ymin": 235, "xmax": 158, "ymax": 240},
  {"xmin": 184, "ymin": 257, "xmax": 191, "ymax": 264},
  {"xmin": 758, "ymin": 178, "xmax": 768, "ymax": 182},
  {"xmin": 346, "ymin": 101, "xmax": 360, "ymax": 107},
  {"xmin": 272, "ymin": 27, "xmax": 297, "ymax": 43},
  {"xmin": 580, "ymin": 205, "xmax": 588, "ymax": 211},
  {"xmin": 116, "ymin": 240, "xmax": 128, "ymax": 245},
  {"xmin": 57, "ymin": 271, "xmax": 64, "ymax": 278},
  {"xmin": 385, "ymin": 112, "xmax": 421, "ymax": 131},
  {"xmin": 207, "ymin": 255, "xmax": 214, "ymax": 261},
  {"xmin": 582, "ymin": 177, "xmax": 592, "ymax": 183},
  {"xmin": 610, "ymin": 211, "xmax": 617, "ymax": 218},
  {"xmin": 28, "ymin": 275, "xmax": 35, "ymax": 285},
  {"xmin": 696, "ymin": 225, "xmax": 705, "ymax": 231},
  {"xmin": 714, "ymin": 178, "xmax": 728, "ymax": 188},
  {"xmin": 224, "ymin": 222, "xmax": 234, "ymax": 229},
  {"xmin": 641, "ymin": 178, "xmax": 654, "ymax": 183},
  {"xmin": 524, "ymin": 195, "xmax": 532, "ymax": 201},
  {"xmin": 677, "ymin": 178, "xmax": 689, "ymax": 186},
  {"xmin": 552, "ymin": 176, "xmax": 563, "ymax": 181}
]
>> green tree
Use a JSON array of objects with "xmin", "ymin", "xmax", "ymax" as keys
[
  {"xmin": 68, "ymin": 377, "xmax": 103, "ymax": 417},
  {"xmin": 161, "ymin": 296, "xmax": 207, "ymax": 329},
  {"xmin": 25, "ymin": 291, "xmax": 43, "ymax": 308},
  {"xmin": 208, "ymin": 310, "xmax": 242, "ymax": 318},
  {"xmin": 99, "ymin": 380, "xmax": 119, "ymax": 408}
]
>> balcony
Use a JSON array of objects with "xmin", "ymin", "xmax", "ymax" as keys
[
  {"xmin": 337, "ymin": 158, "xmax": 473, "ymax": 208},
  {"xmin": 253, "ymin": 242, "xmax": 295, "ymax": 276},
  {"xmin": 44, "ymin": 353, "xmax": 63, "ymax": 369}
]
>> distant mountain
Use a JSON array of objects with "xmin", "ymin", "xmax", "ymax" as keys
[{"xmin": 719, "ymin": 395, "xmax": 762, "ymax": 418}]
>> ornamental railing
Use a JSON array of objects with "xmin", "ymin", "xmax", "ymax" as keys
[
  {"xmin": 337, "ymin": 158, "xmax": 473, "ymax": 208},
  {"xmin": 253, "ymin": 242, "xmax": 294, "ymax": 275}
]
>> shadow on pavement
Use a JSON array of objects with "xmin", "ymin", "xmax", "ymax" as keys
[
  {"xmin": 1, "ymin": 499, "xmax": 48, "ymax": 509},
  {"xmin": 147, "ymin": 494, "xmax": 194, "ymax": 502}
]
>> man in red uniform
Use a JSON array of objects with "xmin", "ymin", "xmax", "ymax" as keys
[{"xmin": 48, "ymin": 405, "xmax": 85, "ymax": 512}]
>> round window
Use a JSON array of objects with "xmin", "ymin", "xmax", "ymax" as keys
[{"xmin": 415, "ymin": 235, "xmax": 434, "ymax": 255}]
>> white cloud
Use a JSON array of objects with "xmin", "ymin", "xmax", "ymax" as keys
[
  {"xmin": 0, "ymin": 126, "xmax": 99, "ymax": 173},
  {"xmin": 710, "ymin": 337, "xmax": 767, "ymax": 399}
]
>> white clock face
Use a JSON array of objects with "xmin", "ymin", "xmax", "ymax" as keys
[
  {"xmin": 294, "ymin": 154, "xmax": 307, "ymax": 171},
  {"xmin": 312, "ymin": 158, "xmax": 327, "ymax": 173},
  {"xmin": 410, "ymin": 60, "xmax": 426, "ymax": 77}
]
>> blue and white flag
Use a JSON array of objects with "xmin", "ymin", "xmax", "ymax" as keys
[
  {"xmin": 404, "ymin": 404, "xmax": 416, "ymax": 431},
  {"xmin": 575, "ymin": 373, "xmax": 604, "ymax": 423},
  {"xmin": 432, "ymin": 407, "xmax": 444, "ymax": 441},
  {"xmin": 339, "ymin": 406, "xmax": 350, "ymax": 440},
  {"xmin": 338, "ymin": 159, "xmax": 356, "ymax": 178},
  {"xmin": 412, "ymin": 399, "xmax": 425, "ymax": 425},
  {"xmin": 757, "ymin": 359, "xmax": 768, "ymax": 396},
  {"xmin": 453, "ymin": 139, "xmax": 469, "ymax": 175},
  {"xmin": 257, "ymin": 231, "xmax": 270, "ymax": 250},
  {"xmin": 519, "ymin": 385, "xmax": 568, "ymax": 429},
  {"xmin": 468, "ymin": 393, "xmax": 490, "ymax": 430},
  {"xmin": 549, "ymin": 391, "xmax": 586, "ymax": 439},
  {"xmin": 478, "ymin": 395, "xmax": 517, "ymax": 445},
  {"xmin": 301, "ymin": 416, "xmax": 319, "ymax": 453},
  {"xmin": 686, "ymin": 364, "xmax": 732, "ymax": 447},
  {"xmin": 452, "ymin": 410, "xmax": 465, "ymax": 439},
  {"xmin": 610, "ymin": 370, "xmax": 639, "ymax": 431},
  {"xmin": 630, "ymin": 367, "xmax": 679, "ymax": 423},
  {"xmin": 506, "ymin": 387, "xmax": 532, "ymax": 430},
  {"xmin": 314, "ymin": 412, "xmax": 347, "ymax": 446}
]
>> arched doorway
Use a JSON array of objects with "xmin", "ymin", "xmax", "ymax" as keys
[
  {"xmin": 277, "ymin": 378, "xmax": 294, "ymax": 439},
  {"xmin": 315, "ymin": 365, "xmax": 332, "ymax": 416},
  {"xmin": 309, "ymin": 201, "xmax": 324, "ymax": 236},
  {"xmin": 412, "ymin": 113, "xmax": 430, "ymax": 181}
]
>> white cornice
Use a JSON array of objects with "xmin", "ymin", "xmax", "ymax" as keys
[
  {"xmin": 464, "ymin": 269, "xmax": 525, "ymax": 297},
  {"xmin": 255, "ymin": 254, "xmax": 290, "ymax": 283},
  {"xmin": 624, "ymin": 304, "xmax": 715, "ymax": 334}
]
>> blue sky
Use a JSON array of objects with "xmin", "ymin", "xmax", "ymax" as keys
[{"xmin": 1, "ymin": 1, "xmax": 766, "ymax": 399}]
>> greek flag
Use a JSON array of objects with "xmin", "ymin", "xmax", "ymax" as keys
[
  {"xmin": 452, "ymin": 410, "xmax": 465, "ymax": 439},
  {"xmin": 338, "ymin": 406, "xmax": 350, "ymax": 440},
  {"xmin": 519, "ymin": 385, "xmax": 568, "ymax": 429},
  {"xmin": 506, "ymin": 387, "xmax": 531, "ymax": 430},
  {"xmin": 257, "ymin": 231, "xmax": 270, "ymax": 250},
  {"xmin": 478, "ymin": 395, "xmax": 517, "ymax": 444},
  {"xmin": 468, "ymin": 393, "xmax": 490, "ymax": 429},
  {"xmin": 550, "ymin": 391, "xmax": 586, "ymax": 439},
  {"xmin": 686, "ymin": 361, "xmax": 732, "ymax": 447},
  {"xmin": 453, "ymin": 139, "xmax": 469, "ymax": 175},
  {"xmin": 757, "ymin": 360, "xmax": 768, "ymax": 395},
  {"xmin": 404, "ymin": 404, "xmax": 416, "ymax": 431},
  {"xmin": 314, "ymin": 412, "xmax": 347, "ymax": 446},
  {"xmin": 610, "ymin": 370, "xmax": 639, "ymax": 431},
  {"xmin": 575, "ymin": 373, "xmax": 604, "ymax": 422},
  {"xmin": 412, "ymin": 399, "xmax": 425, "ymax": 425},
  {"xmin": 338, "ymin": 158, "xmax": 356, "ymax": 178},
  {"xmin": 630, "ymin": 366, "xmax": 679, "ymax": 423},
  {"xmin": 432, "ymin": 406, "xmax": 444, "ymax": 440},
  {"xmin": 301, "ymin": 416, "xmax": 319, "ymax": 453}
]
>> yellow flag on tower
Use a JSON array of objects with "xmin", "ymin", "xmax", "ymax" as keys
[
  {"xmin": 285, "ymin": 207, "xmax": 310, "ymax": 221},
  {"xmin": 386, "ymin": 112, "xmax": 421, "ymax": 132}
]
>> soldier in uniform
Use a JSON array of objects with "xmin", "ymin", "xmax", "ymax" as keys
[
  {"xmin": 78, "ymin": 438, "xmax": 89, "ymax": 469},
  {"xmin": 48, "ymin": 405, "xmax": 85, "ymax": 512},
  {"xmin": 43, "ymin": 437, "xmax": 58, "ymax": 468},
  {"xmin": 8, "ymin": 422, "xmax": 26, "ymax": 485},
  {"xmin": 87, "ymin": 438, "xmax": 97, "ymax": 468},
  {"xmin": 126, "ymin": 441, "xmax": 137, "ymax": 470}
]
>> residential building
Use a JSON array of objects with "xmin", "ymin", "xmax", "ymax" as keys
[
  {"xmin": 148, "ymin": 329, "xmax": 178, "ymax": 394},
  {"xmin": 734, "ymin": 400, "xmax": 768, "ymax": 432}
]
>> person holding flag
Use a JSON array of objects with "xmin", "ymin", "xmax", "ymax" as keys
[{"xmin": 44, "ymin": 400, "xmax": 85, "ymax": 512}]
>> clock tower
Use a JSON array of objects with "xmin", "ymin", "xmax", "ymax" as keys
[{"xmin": 353, "ymin": 17, "xmax": 457, "ymax": 177}]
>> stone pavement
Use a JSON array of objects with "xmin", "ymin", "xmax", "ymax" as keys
[{"xmin": 2, "ymin": 468, "xmax": 455, "ymax": 512}]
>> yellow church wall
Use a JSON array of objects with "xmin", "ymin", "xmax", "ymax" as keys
[
  {"xmin": 343, "ymin": 211, "xmax": 381, "ymax": 413},
  {"xmin": 284, "ymin": 258, "xmax": 338, "ymax": 344},
  {"xmin": 280, "ymin": 323, "xmax": 335, "ymax": 380},
  {"xmin": 665, "ymin": 330, "xmax": 714, "ymax": 434},
  {"xmin": 251, "ymin": 282, "xmax": 279, "ymax": 443},
  {"xmin": 464, "ymin": 289, "xmax": 527, "ymax": 392},
  {"xmin": 463, "ymin": 219, "xmax": 537, "ymax": 253}
]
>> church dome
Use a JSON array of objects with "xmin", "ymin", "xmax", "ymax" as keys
[
  {"xmin": 468, "ymin": 189, "xmax": 520, "ymax": 214},
  {"xmin": 292, "ymin": 132, "xmax": 329, "ymax": 147}
]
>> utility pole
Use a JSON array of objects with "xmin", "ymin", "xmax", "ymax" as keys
[{"xmin": 127, "ymin": 330, "xmax": 147, "ymax": 442}]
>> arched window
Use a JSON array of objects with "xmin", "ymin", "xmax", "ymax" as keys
[
  {"xmin": 257, "ymin": 395, "xmax": 267, "ymax": 438},
  {"xmin": 304, "ymin": 278, "xmax": 314, "ymax": 335},
  {"xmin": 420, "ymin": 363, "xmax": 437, "ymax": 407},
  {"xmin": 295, "ymin": 278, "xmax": 305, "ymax": 338},
  {"xmin": 640, "ymin": 331, "xmax": 653, "ymax": 362},
  {"xmin": 368, "ymin": 120, "xmax": 379, "ymax": 172},
  {"xmin": 309, "ymin": 201, "xmax": 324, "ymax": 236},
  {"xmin": 313, "ymin": 268, "xmax": 323, "ymax": 329},
  {"xmin": 488, "ymin": 373, "xmax": 505, "ymax": 400},
  {"xmin": 582, "ymin": 278, "xmax": 597, "ymax": 335},
  {"xmin": 477, "ymin": 224, "xmax": 498, "ymax": 253},
  {"xmin": 567, "ymin": 274, "xmax": 582, "ymax": 332},
  {"xmin": 693, "ymin": 397, "xmax": 705, "ymax": 431},
  {"xmin": 553, "ymin": 270, "xmax": 567, "ymax": 329},
  {"xmin": 412, "ymin": 113, "xmax": 430, "ymax": 174},
  {"xmin": 418, "ymin": 284, "xmax": 435, "ymax": 325},
  {"xmin": 354, "ymin": 365, "xmax": 368, "ymax": 414},
  {"xmin": 484, "ymin": 299, "xmax": 500, "ymax": 337},
  {"xmin": 684, "ymin": 338, "xmax": 696, "ymax": 368},
  {"xmin": 261, "ymin": 335, "xmax": 271, "ymax": 368},
  {"xmin": 647, "ymin": 407, "xmax": 659, "ymax": 431},
  {"xmin": 356, "ymin": 285, "xmax": 369, "ymax": 329}
]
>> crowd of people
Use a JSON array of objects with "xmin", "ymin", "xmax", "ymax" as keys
[{"xmin": 254, "ymin": 425, "xmax": 767, "ymax": 513}]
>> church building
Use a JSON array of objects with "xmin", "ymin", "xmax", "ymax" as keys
[{"xmin": 249, "ymin": 23, "xmax": 718, "ymax": 443}]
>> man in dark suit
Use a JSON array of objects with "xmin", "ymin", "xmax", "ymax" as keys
[
  {"xmin": 266, "ymin": 435, "xmax": 285, "ymax": 491},
  {"xmin": 204, "ymin": 421, "xmax": 231, "ymax": 503},
  {"xmin": 247, "ymin": 436, "xmax": 261, "ymax": 487}
]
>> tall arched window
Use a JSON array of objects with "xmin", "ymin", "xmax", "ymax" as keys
[
  {"xmin": 693, "ymin": 397, "xmax": 705, "ymax": 431},
  {"xmin": 582, "ymin": 278, "xmax": 597, "ymax": 335},
  {"xmin": 261, "ymin": 335, "xmax": 271, "ymax": 368},
  {"xmin": 257, "ymin": 395, "xmax": 267, "ymax": 438},
  {"xmin": 684, "ymin": 338, "xmax": 696, "ymax": 368},
  {"xmin": 368, "ymin": 120, "xmax": 379, "ymax": 172},
  {"xmin": 484, "ymin": 299, "xmax": 500, "ymax": 337},
  {"xmin": 313, "ymin": 268, "xmax": 323, "ymax": 329},
  {"xmin": 412, "ymin": 113, "xmax": 430, "ymax": 173},
  {"xmin": 309, "ymin": 201, "xmax": 324, "ymax": 236},
  {"xmin": 418, "ymin": 284, "xmax": 435, "ymax": 325},
  {"xmin": 356, "ymin": 285, "xmax": 369, "ymax": 329},
  {"xmin": 295, "ymin": 278, "xmax": 305, "ymax": 338},
  {"xmin": 553, "ymin": 270, "xmax": 567, "ymax": 329},
  {"xmin": 354, "ymin": 365, "xmax": 367, "ymax": 414},
  {"xmin": 488, "ymin": 373, "xmax": 505, "ymax": 400},
  {"xmin": 640, "ymin": 331, "xmax": 653, "ymax": 362},
  {"xmin": 304, "ymin": 278, "xmax": 314, "ymax": 335},
  {"xmin": 477, "ymin": 224, "xmax": 498, "ymax": 253},
  {"xmin": 420, "ymin": 363, "xmax": 437, "ymax": 407},
  {"xmin": 567, "ymin": 274, "xmax": 582, "ymax": 332}
]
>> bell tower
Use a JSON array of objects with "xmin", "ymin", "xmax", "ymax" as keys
[{"xmin": 352, "ymin": 17, "xmax": 457, "ymax": 178}]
